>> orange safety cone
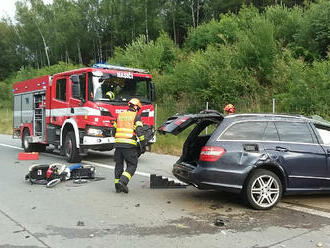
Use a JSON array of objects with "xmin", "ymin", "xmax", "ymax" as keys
[{"xmin": 18, "ymin": 152, "xmax": 39, "ymax": 160}]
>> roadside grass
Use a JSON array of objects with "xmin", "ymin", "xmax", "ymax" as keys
[
  {"xmin": 151, "ymin": 102, "xmax": 197, "ymax": 156},
  {"xmin": 0, "ymin": 108, "xmax": 12, "ymax": 135}
]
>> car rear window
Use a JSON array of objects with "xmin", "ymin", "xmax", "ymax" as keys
[
  {"xmin": 274, "ymin": 121, "xmax": 314, "ymax": 144},
  {"xmin": 220, "ymin": 121, "xmax": 267, "ymax": 140},
  {"xmin": 263, "ymin": 121, "xmax": 279, "ymax": 141},
  {"xmin": 315, "ymin": 127, "xmax": 330, "ymax": 145}
]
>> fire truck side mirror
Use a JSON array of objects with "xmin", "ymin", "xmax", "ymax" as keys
[{"xmin": 150, "ymin": 82, "xmax": 156, "ymax": 102}]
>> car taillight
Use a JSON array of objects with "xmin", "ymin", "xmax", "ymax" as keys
[
  {"xmin": 199, "ymin": 146, "xmax": 226, "ymax": 162},
  {"xmin": 174, "ymin": 116, "xmax": 189, "ymax": 126}
]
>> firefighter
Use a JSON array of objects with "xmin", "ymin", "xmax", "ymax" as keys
[
  {"xmin": 105, "ymin": 91, "xmax": 115, "ymax": 100},
  {"xmin": 114, "ymin": 98, "xmax": 145, "ymax": 193},
  {"xmin": 224, "ymin": 104, "xmax": 235, "ymax": 115}
]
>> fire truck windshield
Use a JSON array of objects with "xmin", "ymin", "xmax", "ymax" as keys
[{"xmin": 91, "ymin": 74, "xmax": 151, "ymax": 103}]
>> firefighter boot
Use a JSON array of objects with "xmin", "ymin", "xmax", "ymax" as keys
[
  {"xmin": 118, "ymin": 181, "xmax": 129, "ymax": 193},
  {"xmin": 115, "ymin": 183, "xmax": 121, "ymax": 193}
]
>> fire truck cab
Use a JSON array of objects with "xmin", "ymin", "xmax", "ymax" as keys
[{"xmin": 13, "ymin": 64, "xmax": 156, "ymax": 162}]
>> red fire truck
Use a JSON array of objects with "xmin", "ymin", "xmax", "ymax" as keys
[{"xmin": 13, "ymin": 64, "xmax": 156, "ymax": 162}]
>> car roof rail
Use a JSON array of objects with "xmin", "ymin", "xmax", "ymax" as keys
[
  {"xmin": 310, "ymin": 115, "xmax": 330, "ymax": 127},
  {"xmin": 199, "ymin": 109, "xmax": 223, "ymax": 116}
]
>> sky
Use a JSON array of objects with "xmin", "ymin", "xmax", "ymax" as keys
[{"xmin": 0, "ymin": 0, "xmax": 53, "ymax": 20}]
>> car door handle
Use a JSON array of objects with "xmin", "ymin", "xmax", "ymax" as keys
[{"xmin": 276, "ymin": 146, "xmax": 288, "ymax": 152}]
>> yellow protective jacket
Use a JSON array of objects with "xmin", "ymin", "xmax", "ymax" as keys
[{"xmin": 114, "ymin": 111, "xmax": 145, "ymax": 148}]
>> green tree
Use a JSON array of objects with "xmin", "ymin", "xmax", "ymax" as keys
[{"xmin": 295, "ymin": 0, "xmax": 330, "ymax": 59}]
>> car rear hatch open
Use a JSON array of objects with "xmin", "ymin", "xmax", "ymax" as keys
[
  {"xmin": 158, "ymin": 110, "xmax": 224, "ymax": 135},
  {"xmin": 158, "ymin": 110, "xmax": 224, "ymax": 186}
]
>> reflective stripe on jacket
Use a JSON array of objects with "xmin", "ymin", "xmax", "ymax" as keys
[{"xmin": 115, "ymin": 111, "xmax": 138, "ymax": 146}]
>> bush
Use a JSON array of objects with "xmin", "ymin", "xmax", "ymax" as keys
[
  {"xmin": 109, "ymin": 32, "xmax": 180, "ymax": 73},
  {"xmin": 294, "ymin": 0, "xmax": 330, "ymax": 59},
  {"xmin": 265, "ymin": 5, "xmax": 303, "ymax": 46},
  {"xmin": 236, "ymin": 16, "xmax": 277, "ymax": 84},
  {"xmin": 0, "ymin": 62, "xmax": 81, "ymax": 108},
  {"xmin": 276, "ymin": 55, "xmax": 330, "ymax": 117}
]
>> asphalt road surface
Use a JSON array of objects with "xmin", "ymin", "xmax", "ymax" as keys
[{"xmin": 0, "ymin": 134, "xmax": 329, "ymax": 248}]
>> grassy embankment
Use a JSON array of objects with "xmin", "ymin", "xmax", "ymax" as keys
[{"xmin": 0, "ymin": 108, "xmax": 12, "ymax": 135}]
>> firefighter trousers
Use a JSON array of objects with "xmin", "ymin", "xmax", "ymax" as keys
[{"xmin": 114, "ymin": 147, "xmax": 139, "ymax": 185}]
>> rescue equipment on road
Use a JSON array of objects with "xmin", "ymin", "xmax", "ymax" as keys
[
  {"xmin": 25, "ymin": 163, "xmax": 95, "ymax": 188},
  {"xmin": 18, "ymin": 152, "xmax": 39, "ymax": 160},
  {"xmin": 150, "ymin": 174, "xmax": 187, "ymax": 189}
]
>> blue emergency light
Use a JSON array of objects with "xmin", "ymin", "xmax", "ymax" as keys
[{"xmin": 92, "ymin": 63, "xmax": 147, "ymax": 73}]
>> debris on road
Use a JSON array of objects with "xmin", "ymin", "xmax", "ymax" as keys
[
  {"xmin": 77, "ymin": 221, "xmax": 85, "ymax": 226},
  {"xmin": 150, "ymin": 174, "xmax": 187, "ymax": 189},
  {"xmin": 135, "ymin": 203, "xmax": 140, "ymax": 207},
  {"xmin": 209, "ymin": 204, "xmax": 223, "ymax": 210},
  {"xmin": 317, "ymin": 242, "xmax": 323, "ymax": 247},
  {"xmin": 73, "ymin": 179, "xmax": 88, "ymax": 184},
  {"xmin": 214, "ymin": 218, "xmax": 225, "ymax": 227}
]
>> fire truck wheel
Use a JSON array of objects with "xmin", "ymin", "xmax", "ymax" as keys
[
  {"xmin": 64, "ymin": 131, "xmax": 81, "ymax": 163},
  {"xmin": 22, "ymin": 129, "xmax": 35, "ymax": 152},
  {"xmin": 35, "ymin": 144, "xmax": 46, "ymax": 152}
]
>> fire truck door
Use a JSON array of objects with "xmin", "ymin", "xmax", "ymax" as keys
[
  {"xmin": 51, "ymin": 77, "xmax": 69, "ymax": 126},
  {"xmin": 69, "ymin": 73, "xmax": 87, "ymax": 124}
]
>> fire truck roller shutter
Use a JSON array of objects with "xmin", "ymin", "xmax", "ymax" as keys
[{"xmin": 60, "ymin": 119, "xmax": 80, "ymax": 149}]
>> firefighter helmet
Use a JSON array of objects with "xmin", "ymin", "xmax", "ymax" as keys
[
  {"xmin": 128, "ymin": 98, "xmax": 142, "ymax": 111},
  {"xmin": 106, "ymin": 91, "xmax": 115, "ymax": 100},
  {"xmin": 224, "ymin": 104, "xmax": 235, "ymax": 114}
]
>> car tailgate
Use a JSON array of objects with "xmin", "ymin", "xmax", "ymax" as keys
[{"xmin": 158, "ymin": 110, "xmax": 224, "ymax": 135}]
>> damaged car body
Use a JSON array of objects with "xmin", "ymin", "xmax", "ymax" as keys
[{"xmin": 158, "ymin": 111, "xmax": 330, "ymax": 210}]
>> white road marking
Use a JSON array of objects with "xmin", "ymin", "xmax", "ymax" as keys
[
  {"xmin": 0, "ymin": 143, "xmax": 23, "ymax": 150},
  {"xmin": 82, "ymin": 160, "xmax": 184, "ymax": 184},
  {"xmin": 279, "ymin": 202, "xmax": 330, "ymax": 219},
  {"xmin": 82, "ymin": 160, "xmax": 151, "ymax": 178}
]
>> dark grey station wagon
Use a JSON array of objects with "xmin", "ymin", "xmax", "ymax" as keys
[{"xmin": 158, "ymin": 111, "xmax": 330, "ymax": 210}]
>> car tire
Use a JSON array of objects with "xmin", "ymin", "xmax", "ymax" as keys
[
  {"xmin": 244, "ymin": 169, "xmax": 282, "ymax": 210},
  {"xmin": 22, "ymin": 129, "xmax": 35, "ymax": 152},
  {"xmin": 64, "ymin": 131, "xmax": 81, "ymax": 163}
]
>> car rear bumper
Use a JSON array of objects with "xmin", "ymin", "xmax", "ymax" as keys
[{"xmin": 172, "ymin": 162, "xmax": 244, "ymax": 194}]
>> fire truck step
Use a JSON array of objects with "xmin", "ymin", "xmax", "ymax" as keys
[
  {"xmin": 150, "ymin": 174, "xmax": 187, "ymax": 189},
  {"xmin": 18, "ymin": 152, "xmax": 39, "ymax": 160}
]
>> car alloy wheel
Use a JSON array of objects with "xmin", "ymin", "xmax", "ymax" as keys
[{"xmin": 245, "ymin": 169, "xmax": 282, "ymax": 210}]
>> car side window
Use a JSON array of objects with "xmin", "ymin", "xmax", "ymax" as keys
[
  {"xmin": 274, "ymin": 121, "xmax": 314, "ymax": 144},
  {"xmin": 263, "ymin": 121, "xmax": 279, "ymax": 141},
  {"xmin": 315, "ymin": 126, "xmax": 330, "ymax": 146},
  {"xmin": 221, "ymin": 121, "xmax": 267, "ymax": 140}
]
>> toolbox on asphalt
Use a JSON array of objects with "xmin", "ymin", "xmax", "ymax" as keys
[{"xmin": 70, "ymin": 166, "xmax": 95, "ymax": 179}]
